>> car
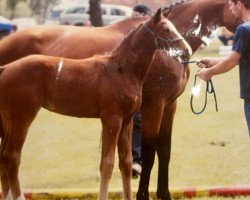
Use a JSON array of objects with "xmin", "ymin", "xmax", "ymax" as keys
[
  {"xmin": 59, "ymin": 4, "xmax": 132, "ymax": 26},
  {"xmin": 45, "ymin": 6, "xmax": 66, "ymax": 25},
  {"xmin": 11, "ymin": 18, "xmax": 37, "ymax": 30},
  {"xmin": 0, "ymin": 16, "xmax": 13, "ymax": 39}
]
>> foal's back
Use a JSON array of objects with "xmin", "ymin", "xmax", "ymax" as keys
[{"xmin": 0, "ymin": 54, "xmax": 115, "ymax": 117}]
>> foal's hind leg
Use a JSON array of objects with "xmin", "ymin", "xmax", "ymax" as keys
[
  {"xmin": 117, "ymin": 117, "xmax": 133, "ymax": 200},
  {"xmin": 0, "ymin": 134, "xmax": 12, "ymax": 199},
  {"xmin": 98, "ymin": 115, "xmax": 122, "ymax": 200},
  {"xmin": 156, "ymin": 101, "xmax": 177, "ymax": 200},
  {"xmin": 0, "ymin": 109, "xmax": 39, "ymax": 200},
  {"xmin": 0, "ymin": 114, "xmax": 14, "ymax": 200}
]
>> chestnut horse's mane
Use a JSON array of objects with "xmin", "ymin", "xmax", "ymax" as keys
[{"xmin": 164, "ymin": 0, "xmax": 191, "ymax": 8}]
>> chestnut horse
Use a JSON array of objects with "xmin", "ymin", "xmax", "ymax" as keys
[
  {"xmin": 0, "ymin": 9, "xmax": 190, "ymax": 200},
  {"xmin": 0, "ymin": 0, "xmax": 241, "ymax": 200}
]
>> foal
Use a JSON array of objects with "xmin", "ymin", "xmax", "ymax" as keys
[{"xmin": 0, "ymin": 9, "xmax": 190, "ymax": 200}]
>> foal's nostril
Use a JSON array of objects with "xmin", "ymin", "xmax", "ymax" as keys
[{"xmin": 180, "ymin": 49, "xmax": 191, "ymax": 60}]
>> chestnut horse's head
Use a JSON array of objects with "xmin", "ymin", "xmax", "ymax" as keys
[
  {"xmin": 161, "ymin": 0, "xmax": 242, "ymax": 52},
  {"xmin": 144, "ymin": 8, "xmax": 192, "ymax": 60}
]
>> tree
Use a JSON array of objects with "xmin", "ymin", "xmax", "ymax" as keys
[
  {"xmin": 6, "ymin": 0, "xmax": 25, "ymax": 19},
  {"xmin": 89, "ymin": 0, "xmax": 103, "ymax": 27}
]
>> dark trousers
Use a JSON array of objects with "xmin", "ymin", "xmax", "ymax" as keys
[
  {"xmin": 132, "ymin": 110, "xmax": 142, "ymax": 164},
  {"xmin": 244, "ymin": 99, "xmax": 250, "ymax": 137}
]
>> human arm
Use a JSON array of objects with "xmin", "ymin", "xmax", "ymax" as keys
[
  {"xmin": 196, "ymin": 51, "xmax": 241, "ymax": 81},
  {"xmin": 197, "ymin": 57, "xmax": 223, "ymax": 68}
]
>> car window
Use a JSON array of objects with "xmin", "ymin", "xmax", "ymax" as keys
[
  {"xmin": 102, "ymin": 8, "xmax": 106, "ymax": 15},
  {"xmin": 66, "ymin": 7, "xmax": 85, "ymax": 14},
  {"xmin": 110, "ymin": 8, "xmax": 126, "ymax": 16}
]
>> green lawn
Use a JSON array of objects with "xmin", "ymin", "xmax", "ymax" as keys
[{"xmin": 19, "ymin": 39, "xmax": 250, "ymax": 199}]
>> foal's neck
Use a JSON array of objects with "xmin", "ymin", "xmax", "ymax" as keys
[{"xmin": 112, "ymin": 23, "xmax": 157, "ymax": 82}]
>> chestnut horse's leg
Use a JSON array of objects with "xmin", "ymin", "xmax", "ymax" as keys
[
  {"xmin": 98, "ymin": 115, "xmax": 122, "ymax": 200},
  {"xmin": 117, "ymin": 117, "xmax": 133, "ymax": 200},
  {"xmin": 137, "ymin": 103, "xmax": 165, "ymax": 200},
  {"xmin": 156, "ymin": 101, "xmax": 177, "ymax": 200}
]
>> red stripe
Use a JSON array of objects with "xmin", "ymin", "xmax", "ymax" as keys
[
  {"xmin": 1, "ymin": 186, "xmax": 250, "ymax": 199},
  {"xmin": 183, "ymin": 187, "xmax": 197, "ymax": 198},
  {"xmin": 24, "ymin": 192, "xmax": 33, "ymax": 199},
  {"xmin": 209, "ymin": 187, "xmax": 250, "ymax": 196}
]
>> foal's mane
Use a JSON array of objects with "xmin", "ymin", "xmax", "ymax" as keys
[{"xmin": 112, "ymin": 21, "xmax": 145, "ymax": 53}]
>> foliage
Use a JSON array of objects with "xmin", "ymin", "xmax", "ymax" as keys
[{"xmin": 6, "ymin": 0, "xmax": 25, "ymax": 19}]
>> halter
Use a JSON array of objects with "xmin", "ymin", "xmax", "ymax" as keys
[{"xmin": 143, "ymin": 22, "xmax": 183, "ymax": 49}]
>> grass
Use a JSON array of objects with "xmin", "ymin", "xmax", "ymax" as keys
[{"xmin": 18, "ymin": 39, "xmax": 250, "ymax": 199}]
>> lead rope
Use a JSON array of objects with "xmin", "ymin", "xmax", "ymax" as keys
[
  {"xmin": 190, "ymin": 75, "xmax": 218, "ymax": 114},
  {"xmin": 182, "ymin": 60, "xmax": 218, "ymax": 114}
]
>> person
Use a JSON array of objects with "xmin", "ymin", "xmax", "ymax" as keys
[
  {"xmin": 130, "ymin": 4, "xmax": 152, "ymax": 178},
  {"xmin": 218, "ymin": 27, "xmax": 235, "ymax": 46},
  {"xmin": 132, "ymin": 3, "xmax": 152, "ymax": 16},
  {"xmin": 196, "ymin": 0, "xmax": 250, "ymax": 135}
]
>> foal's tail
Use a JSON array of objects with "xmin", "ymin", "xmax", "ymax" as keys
[{"xmin": 0, "ymin": 114, "xmax": 4, "ymax": 139}]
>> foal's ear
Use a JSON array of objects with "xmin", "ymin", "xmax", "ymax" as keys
[
  {"xmin": 162, "ymin": 7, "xmax": 171, "ymax": 18},
  {"xmin": 153, "ymin": 8, "xmax": 162, "ymax": 24}
]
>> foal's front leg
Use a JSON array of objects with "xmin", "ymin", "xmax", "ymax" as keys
[
  {"xmin": 117, "ymin": 117, "xmax": 133, "ymax": 200},
  {"xmin": 98, "ymin": 115, "xmax": 122, "ymax": 200}
]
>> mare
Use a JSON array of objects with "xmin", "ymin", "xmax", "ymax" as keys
[
  {"xmin": 0, "ymin": 0, "xmax": 242, "ymax": 200},
  {"xmin": 0, "ymin": 9, "xmax": 190, "ymax": 200},
  {"xmin": 0, "ymin": 0, "xmax": 240, "ymax": 66}
]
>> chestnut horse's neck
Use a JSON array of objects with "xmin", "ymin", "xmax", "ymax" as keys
[
  {"xmin": 168, "ymin": 0, "xmax": 238, "ymax": 52},
  {"xmin": 112, "ymin": 22, "xmax": 157, "ymax": 82}
]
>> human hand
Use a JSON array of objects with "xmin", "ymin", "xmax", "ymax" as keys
[
  {"xmin": 197, "ymin": 57, "xmax": 214, "ymax": 68},
  {"xmin": 196, "ymin": 67, "xmax": 212, "ymax": 81}
]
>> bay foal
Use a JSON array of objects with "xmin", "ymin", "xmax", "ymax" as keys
[{"xmin": 0, "ymin": 9, "xmax": 190, "ymax": 200}]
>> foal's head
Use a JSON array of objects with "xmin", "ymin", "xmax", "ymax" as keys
[{"xmin": 145, "ymin": 8, "xmax": 192, "ymax": 60}]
